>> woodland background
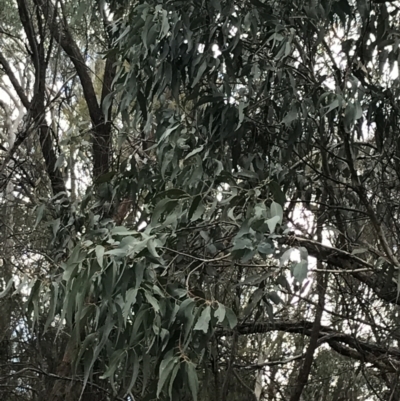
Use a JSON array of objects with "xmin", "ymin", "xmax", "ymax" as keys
[{"xmin": 1, "ymin": 0, "xmax": 400, "ymax": 400}]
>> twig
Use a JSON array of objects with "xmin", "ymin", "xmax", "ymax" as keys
[
  {"xmin": 235, "ymin": 354, "xmax": 305, "ymax": 369},
  {"xmin": 162, "ymin": 247, "xmax": 231, "ymax": 263},
  {"xmin": 0, "ymin": 366, "xmax": 126, "ymax": 401}
]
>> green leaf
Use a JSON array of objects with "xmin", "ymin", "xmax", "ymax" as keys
[
  {"xmin": 0, "ymin": 278, "xmax": 14, "ymax": 299},
  {"xmin": 194, "ymin": 305, "xmax": 211, "ymax": 333},
  {"xmin": 160, "ymin": 9, "xmax": 170, "ymax": 38},
  {"xmin": 299, "ymin": 247, "xmax": 308, "ymax": 261},
  {"xmin": 344, "ymin": 102, "xmax": 356, "ymax": 131},
  {"xmin": 82, "ymin": 314, "xmax": 114, "ymax": 390},
  {"xmin": 192, "ymin": 60, "xmax": 207, "ymax": 88},
  {"xmin": 134, "ymin": 261, "xmax": 145, "ymax": 289},
  {"xmin": 157, "ymin": 189, "xmax": 189, "ymax": 199},
  {"xmin": 351, "ymin": 248, "xmax": 367, "ymax": 255},
  {"xmin": 266, "ymin": 215, "xmax": 280, "ymax": 233},
  {"xmin": 43, "ymin": 282, "xmax": 58, "ymax": 333},
  {"xmin": 190, "ymin": 198, "xmax": 205, "ymax": 222},
  {"xmin": 258, "ymin": 241, "xmax": 273, "ymax": 255},
  {"xmin": 269, "ymin": 181, "xmax": 286, "ymax": 206},
  {"xmin": 356, "ymin": 0, "xmax": 369, "ymax": 23},
  {"xmin": 268, "ymin": 291, "xmax": 282, "ymax": 305},
  {"xmin": 293, "ymin": 260, "xmax": 308, "ymax": 284},
  {"xmin": 270, "ymin": 201, "xmax": 283, "ymax": 224},
  {"xmin": 157, "ymin": 352, "xmax": 178, "ymax": 397},
  {"xmin": 102, "ymin": 91, "xmax": 116, "ymax": 119},
  {"xmin": 142, "ymin": 351, "xmax": 151, "ymax": 395},
  {"xmin": 75, "ymin": 333, "xmax": 97, "ymax": 373},
  {"xmin": 54, "ymin": 153, "xmax": 65, "ymax": 171},
  {"xmin": 27, "ymin": 280, "xmax": 41, "ymax": 328},
  {"xmin": 145, "ymin": 291, "xmax": 160, "ymax": 312},
  {"xmin": 246, "ymin": 269, "xmax": 273, "ymax": 286},
  {"xmin": 95, "ymin": 245, "xmax": 105, "ymax": 268},
  {"xmin": 151, "ymin": 198, "xmax": 178, "ymax": 225},
  {"xmin": 214, "ymin": 303, "xmax": 226, "ymax": 323},
  {"xmin": 224, "ymin": 307, "xmax": 238, "ymax": 329},
  {"xmin": 169, "ymin": 362, "xmax": 181, "ymax": 398},
  {"xmin": 122, "ymin": 288, "xmax": 138, "ymax": 323},
  {"xmin": 82, "ymin": 348, "xmax": 95, "ymax": 393},
  {"xmin": 243, "ymin": 288, "xmax": 264, "ymax": 317},
  {"xmin": 95, "ymin": 171, "xmax": 115, "ymax": 184},
  {"xmin": 104, "ymin": 248, "xmax": 127, "ymax": 257},
  {"xmin": 186, "ymin": 362, "xmax": 199, "ymax": 401},
  {"xmin": 34, "ymin": 204, "xmax": 45, "ymax": 229},
  {"xmin": 232, "ymin": 237, "xmax": 252, "ymax": 250},
  {"xmin": 158, "ymin": 124, "xmax": 179, "ymax": 143},
  {"xmin": 185, "ymin": 145, "xmax": 204, "ymax": 160},
  {"xmin": 100, "ymin": 349, "xmax": 125, "ymax": 379},
  {"xmin": 282, "ymin": 105, "xmax": 298, "ymax": 125},
  {"xmin": 111, "ymin": 226, "xmax": 137, "ymax": 235},
  {"xmin": 124, "ymin": 350, "xmax": 140, "ymax": 396},
  {"xmin": 237, "ymin": 101, "xmax": 246, "ymax": 130},
  {"xmin": 354, "ymin": 100, "xmax": 363, "ymax": 119},
  {"xmin": 397, "ymin": 267, "xmax": 400, "ymax": 303},
  {"xmin": 280, "ymin": 248, "xmax": 293, "ymax": 266},
  {"xmin": 324, "ymin": 98, "xmax": 339, "ymax": 115},
  {"xmin": 147, "ymin": 238, "xmax": 160, "ymax": 258}
]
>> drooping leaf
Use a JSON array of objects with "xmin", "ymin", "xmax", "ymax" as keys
[
  {"xmin": 266, "ymin": 215, "xmax": 280, "ymax": 233},
  {"xmin": 186, "ymin": 362, "xmax": 199, "ymax": 401},
  {"xmin": 214, "ymin": 303, "xmax": 226, "ymax": 323},
  {"xmin": 95, "ymin": 245, "xmax": 105, "ymax": 268},
  {"xmin": 270, "ymin": 201, "xmax": 283, "ymax": 223},
  {"xmin": 194, "ymin": 305, "xmax": 211, "ymax": 333},
  {"xmin": 157, "ymin": 352, "xmax": 178, "ymax": 397},
  {"xmin": 224, "ymin": 307, "xmax": 238, "ymax": 329},
  {"xmin": 293, "ymin": 260, "xmax": 308, "ymax": 284}
]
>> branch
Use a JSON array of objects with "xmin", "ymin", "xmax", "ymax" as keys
[
  {"xmin": 162, "ymin": 247, "xmax": 231, "ymax": 262},
  {"xmin": 0, "ymin": 366, "xmax": 126, "ymax": 401},
  {"xmin": 1, "ymin": 80, "xmax": 20, "ymax": 107},
  {"xmin": 15, "ymin": 0, "xmax": 40, "ymax": 74},
  {"xmin": 0, "ymin": 51, "xmax": 30, "ymax": 109},
  {"xmin": 34, "ymin": 0, "xmax": 100, "ymax": 121},
  {"xmin": 283, "ymin": 236, "xmax": 400, "ymax": 307},
  {"xmin": 100, "ymin": 54, "xmax": 116, "ymax": 106},
  {"xmin": 38, "ymin": 125, "xmax": 67, "ymax": 195},
  {"xmin": 233, "ymin": 319, "xmax": 400, "ymax": 372},
  {"xmin": 35, "ymin": 0, "xmax": 111, "ymax": 178},
  {"xmin": 232, "ymin": 369, "xmax": 258, "ymax": 401},
  {"xmin": 0, "ymin": 99, "xmax": 11, "ymax": 116},
  {"xmin": 235, "ymin": 353, "xmax": 304, "ymax": 369},
  {"xmin": 0, "ymin": 38, "xmax": 65, "ymax": 196}
]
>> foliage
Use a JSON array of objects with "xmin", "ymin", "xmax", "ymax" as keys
[{"xmin": 1, "ymin": 0, "xmax": 400, "ymax": 400}]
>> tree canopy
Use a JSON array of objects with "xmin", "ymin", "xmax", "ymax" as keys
[{"xmin": 1, "ymin": 0, "xmax": 400, "ymax": 400}]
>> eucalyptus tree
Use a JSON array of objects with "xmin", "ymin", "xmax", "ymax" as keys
[
  {"xmin": 0, "ymin": 0, "xmax": 117, "ymax": 399},
  {"xmin": 1, "ymin": 0, "xmax": 400, "ymax": 401}
]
